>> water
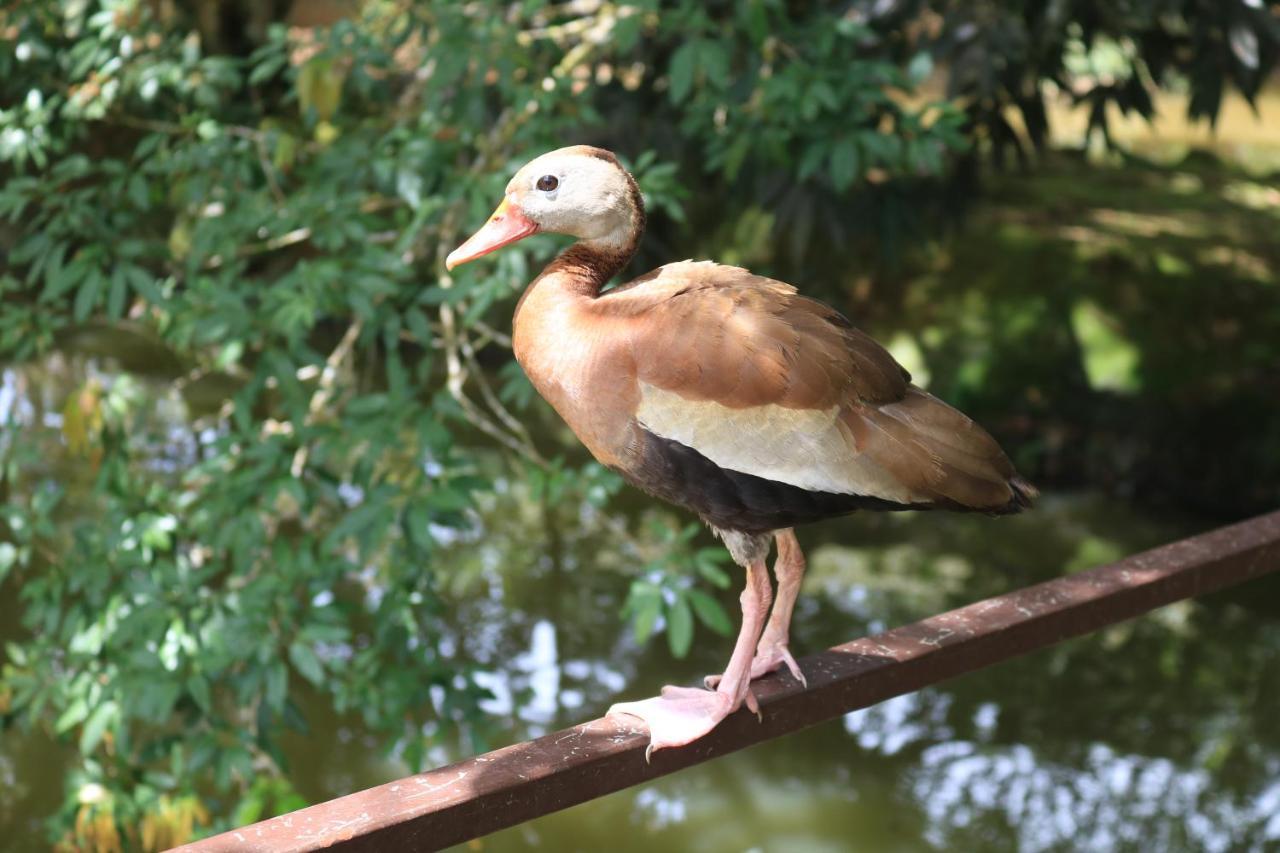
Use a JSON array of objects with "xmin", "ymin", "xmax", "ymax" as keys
[
  {"xmin": 5, "ymin": 343, "xmax": 1278, "ymax": 851},
  {"xmin": 442, "ymin": 495, "xmax": 1280, "ymax": 852}
]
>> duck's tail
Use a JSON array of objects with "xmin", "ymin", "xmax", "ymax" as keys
[{"xmin": 850, "ymin": 386, "xmax": 1037, "ymax": 514}]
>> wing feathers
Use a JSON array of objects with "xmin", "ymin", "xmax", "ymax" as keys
[
  {"xmin": 607, "ymin": 262, "xmax": 906, "ymax": 409},
  {"xmin": 604, "ymin": 261, "xmax": 1031, "ymax": 513},
  {"xmin": 849, "ymin": 388, "xmax": 1025, "ymax": 510},
  {"xmin": 637, "ymin": 383, "xmax": 925, "ymax": 504}
]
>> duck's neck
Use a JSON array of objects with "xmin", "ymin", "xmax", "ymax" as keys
[
  {"xmin": 535, "ymin": 177, "xmax": 646, "ymax": 298},
  {"xmin": 510, "ymin": 189, "xmax": 646, "ymax": 454},
  {"xmin": 541, "ymin": 238, "xmax": 637, "ymax": 297}
]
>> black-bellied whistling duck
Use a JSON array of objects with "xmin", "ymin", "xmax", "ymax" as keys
[{"xmin": 446, "ymin": 146, "xmax": 1035, "ymax": 756}]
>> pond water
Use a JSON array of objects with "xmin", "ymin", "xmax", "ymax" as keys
[
  {"xmin": 4, "ymin": 337, "xmax": 1279, "ymax": 852},
  {"xmin": 431, "ymin": 492, "xmax": 1280, "ymax": 852}
]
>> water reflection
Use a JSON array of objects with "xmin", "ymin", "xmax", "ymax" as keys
[
  {"xmin": 845, "ymin": 692, "xmax": 954, "ymax": 756},
  {"xmin": 450, "ymin": 487, "xmax": 1279, "ymax": 851},
  {"xmin": 912, "ymin": 740, "xmax": 1280, "ymax": 851}
]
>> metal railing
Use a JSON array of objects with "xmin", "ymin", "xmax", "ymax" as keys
[{"xmin": 178, "ymin": 510, "xmax": 1280, "ymax": 853}]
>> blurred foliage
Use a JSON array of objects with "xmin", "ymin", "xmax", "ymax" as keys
[
  {"xmin": 921, "ymin": 0, "xmax": 1280, "ymax": 164},
  {"xmin": 0, "ymin": 0, "xmax": 1277, "ymax": 847},
  {"xmin": 893, "ymin": 154, "xmax": 1280, "ymax": 517},
  {"xmin": 621, "ymin": 519, "xmax": 735, "ymax": 658}
]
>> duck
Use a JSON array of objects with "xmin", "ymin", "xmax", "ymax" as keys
[{"xmin": 445, "ymin": 145, "xmax": 1035, "ymax": 757}]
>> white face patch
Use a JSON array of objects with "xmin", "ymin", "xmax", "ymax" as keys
[
  {"xmin": 508, "ymin": 151, "xmax": 632, "ymax": 244},
  {"xmin": 635, "ymin": 383, "xmax": 922, "ymax": 504}
]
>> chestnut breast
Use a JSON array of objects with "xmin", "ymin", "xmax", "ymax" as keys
[{"xmin": 512, "ymin": 273, "xmax": 642, "ymax": 468}]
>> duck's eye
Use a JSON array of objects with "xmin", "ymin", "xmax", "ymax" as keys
[{"xmin": 536, "ymin": 175, "xmax": 559, "ymax": 192}]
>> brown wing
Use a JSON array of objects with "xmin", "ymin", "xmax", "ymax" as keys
[
  {"xmin": 600, "ymin": 261, "xmax": 908, "ymax": 410},
  {"xmin": 844, "ymin": 388, "xmax": 1035, "ymax": 510},
  {"xmin": 599, "ymin": 261, "xmax": 1032, "ymax": 511}
]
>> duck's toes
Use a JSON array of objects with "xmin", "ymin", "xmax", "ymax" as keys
[
  {"xmin": 607, "ymin": 685, "xmax": 734, "ymax": 758},
  {"xmin": 751, "ymin": 641, "xmax": 807, "ymax": 687},
  {"xmin": 704, "ymin": 642, "xmax": 807, "ymax": 690}
]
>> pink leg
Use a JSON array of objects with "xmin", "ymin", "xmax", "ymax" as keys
[
  {"xmin": 707, "ymin": 529, "xmax": 808, "ymax": 688},
  {"xmin": 608, "ymin": 557, "xmax": 772, "ymax": 758},
  {"xmin": 752, "ymin": 529, "xmax": 808, "ymax": 685}
]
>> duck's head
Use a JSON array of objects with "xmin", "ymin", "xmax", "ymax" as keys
[{"xmin": 445, "ymin": 145, "xmax": 642, "ymax": 271}]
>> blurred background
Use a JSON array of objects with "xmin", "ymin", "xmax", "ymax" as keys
[{"xmin": 1, "ymin": 1, "xmax": 1279, "ymax": 850}]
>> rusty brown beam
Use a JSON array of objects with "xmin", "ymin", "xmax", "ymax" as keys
[{"xmin": 178, "ymin": 510, "xmax": 1280, "ymax": 853}]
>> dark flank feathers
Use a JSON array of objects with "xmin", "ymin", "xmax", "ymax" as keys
[{"xmin": 623, "ymin": 428, "xmax": 1031, "ymax": 536}]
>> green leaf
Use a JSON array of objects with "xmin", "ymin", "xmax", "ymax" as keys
[
  {"xmin": 266, "ymin": 662, "xmax": 288, "ymax": 711},
  {"xmin": 297, "ymin": 58, "xmax": 345, "ymax": 121},
  {"xmin": 39, "ymin": 241, "xmax": 67, "ymax": 291},
  {"xmin": 830, "ymin": 141, "xmax": 861, "ymax": 190},
  {"xmin": 126, "ymin": 172, "xmax": 149, "ymax": 210},
  {"xmin": 80, "ymin": 700, "xmax": 117, "ymax": 755},
  {"xmin": 687, "ymin": 589, "xmax": 733, "ymax": 636},
  {"xmin": 250, "ymin": 52, "xmax": 288, "ymax": 86},
  {"xmin": 859, "ymin": 131, "xmax": 899, "ymax": 167},
  {"xmin": 125, "ymin": 265, "xmax": 163, "ymax": 304},
  {"xmin": 404, "ymin": 499, "xmax": 434, "ymax": 554},
  {"xmin": 699, "ymin": 40, "xmax": 731, "ymax": 90},
  {"xmin": 288, "ymin": 640, "xmax": 325, "ymax": 686},
  {"xmin": 668, "ymin": 42, "xmax": 698, "ymax": 104},
  {"xmin": 627, "ymin": 582, "xmax": 663, "ymax": 644},
  {"xmin": 106, "ymin": 268, "xmax": 128, "ymax": 319},
  {"xmin": 215, "ymin": 340, "xmax": 245, "ymax": 370},
  {"xmin": 721, "ymin": 136, "xmax": 751, "ymax": 181},
  {"xmin": 614, "ymin": 13, "xmax": 643, "ymax": 52},
  {"xmin": 404, "ymin": 307, "xmax": 433, "ymax": 345},
  {"xmin": 396, "ymin": 169, "xmax": 424, "ymax": 210},
  {"xmin": 740, "ymin": 0, "xmax": 770, "ymax": 44},
  {"xmin": 72, "ymin": 267, "xmax": 104, "ymax": 322},
  {"xmin": 695, "ymin": 548, "xmax": 732, "ymax": 588},
  {"xmin": 798, "ymin": 143, "xmax": 828, "ymax": 181},
  {"xmin": 666, "ymin": 594, "xmax": 694, "ymax": 658},
  {"xmin": 187, "ymin": 674, "xmax": 212, "ymax": 713},
  {"xmin": 55, "ymin": 698, "xmax": 89, "ymax": 734},
  {"xmin": 0, "ymin": 542, "xmax": 17, "ymax": 579},
  {"xmin": 4, "ymin": 642, "xmax": 26, "ymax": 667}
]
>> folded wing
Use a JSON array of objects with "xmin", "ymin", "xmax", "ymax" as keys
[{"xmin": 604, "ymin": 262, "xmax": 1033, "ymax": 512}]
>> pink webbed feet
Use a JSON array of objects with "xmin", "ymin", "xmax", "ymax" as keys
[
  {"xmin": 607, "ymin": 686, "xmax": 735, "ymax": 760},
  {"xmin": 611, "ymin": 551, "xmax": 780, "ymax": 758},
  {"xmin": 705, "ymin": 639, "xmax": 807, "ymax": 690}
]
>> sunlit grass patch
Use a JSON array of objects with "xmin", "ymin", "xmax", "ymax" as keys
[{"xmin": 1070, "ymin": 301, "xmax": 1141, "ymax": 393}]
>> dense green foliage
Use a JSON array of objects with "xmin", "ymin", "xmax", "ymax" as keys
[
  {"xmin": 1, "ymin": 0, "xmax": 1277, "ymax": 848},
  {"xmin": 0, "ymin": 2, "xmax": 959, "ymax": 845}
]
